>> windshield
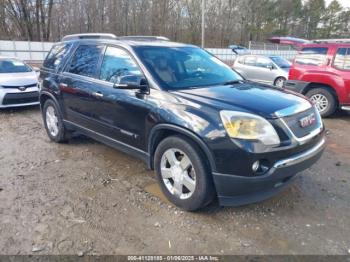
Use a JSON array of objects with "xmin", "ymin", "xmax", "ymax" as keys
[
  {"xmin": 0, "ymin": 59, "xmax": 32, "ymax": 73},
  {"xmin": 270, "ymin": 56, "xmax": 291, "ymax": 69},
  {"xmin": 135, "ymin": 46, "xmax": 243, "ymax": 90}
]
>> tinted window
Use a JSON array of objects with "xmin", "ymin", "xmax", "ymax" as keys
[
  {"xmin": 135, "ymin": 46, "xmax": 243, "ymax": 90},
  {"xmin": 68, "ymin": 45, "xmax": 104, "ymax": 77},
  {"xmin": 334, "ymin": 48, "xmax": 350, "ymax": 70},
  {"xmin": 244, "ymin": 56, "xmax": 256, "ymax": 66},
  {"xmin": 99, "ymin": 46, "xmax": 142, "ymax": 83},
  {"xmin": 256, "ymin": 57, "xmax": 273, "ymax": 68},
  {"xmin": 43, "ymin": 43, "xmax": 72, "ymax": 70},
  {"xmin": 295, "ymin": 47, "xmax": 328, "ymax": 66},
  {"xmin": 0, "ymin": 59, "xmax": 32, "ymax": 73}
]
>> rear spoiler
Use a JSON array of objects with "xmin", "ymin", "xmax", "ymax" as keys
[{"xmin": 268, "ymin": 37, "xmax": 310, "ymax": 48}]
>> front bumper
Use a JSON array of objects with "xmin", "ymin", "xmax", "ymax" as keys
[
  {"xmin": 0, "ymin": 87, "xmax": 39, "ymax": 108},
  {"xmin": 284, "ymin": 80, "xmax": 309, "ymax": 94},
  {"xmin": 213, "ymin": 137, "xmax": 326, "ymax": 206}
]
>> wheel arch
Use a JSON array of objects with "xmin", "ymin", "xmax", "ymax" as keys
[
  {"xmin": 147, "ymin": 124, "xmax": 216, "ymax": 173},
  {"xmin": 302, "ymin": 83, "xmax": 339, "ymax": 106},
  {"xmin": 39, "ymin": 91, "xmax": 60, "ymax": 110},
  {"xmin": 274, "ymin": 76, "xmax": 286, "ymax": 86}
]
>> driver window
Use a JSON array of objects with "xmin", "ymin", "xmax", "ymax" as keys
[{"xmin": 99, "ymin": 46, "xmax": 143, "ymax": 83}]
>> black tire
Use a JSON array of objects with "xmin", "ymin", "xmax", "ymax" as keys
[
  {"xmin": 42, "ymin": 99, "xmax": 71, "ymax": 143},
  {"xmin": 305, "ymin": 87, "xmax": 337, "ymax": 117},
  {"xmin": 154, "ymin": 135, "xmax": 215, "ymax": 211},
  {"xmin": 274, "ymin": 77, "xmax": 286, "ymax": 88}
]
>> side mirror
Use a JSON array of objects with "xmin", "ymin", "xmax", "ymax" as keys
[
  {"xmin": 267, "ymin": 64, "xmax": 274, "ymax": 70},
  {"xmin": 113, "ymin": 75, "xmax": 149, "ymax": 93}
]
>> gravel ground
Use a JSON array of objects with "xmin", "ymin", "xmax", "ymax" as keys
[{"xmin": 0, "ymin": 106, "xmax": 349, "ymax": 255}]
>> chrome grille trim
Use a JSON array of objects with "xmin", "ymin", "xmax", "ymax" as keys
[{"xmin": 279, "ymin": 106, "xmax": 324, "ymax": 143}]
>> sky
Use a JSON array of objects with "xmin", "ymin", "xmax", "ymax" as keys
[{"xmin": 325, "ymin": 0, "xmax": 350, "ymax": 8}]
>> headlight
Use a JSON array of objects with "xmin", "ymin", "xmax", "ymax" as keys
[{"xmin": 220, "ymin": 110, "xmax": 280, "ymax": 146}]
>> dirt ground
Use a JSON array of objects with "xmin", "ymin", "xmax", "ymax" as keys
[{"xmin": 0, "ymin": 106, "xmax": 349, "ymax": 255}]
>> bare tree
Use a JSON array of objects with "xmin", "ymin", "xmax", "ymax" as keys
[{"xmin": 1, "ymin": 0, "xmax": 350, "ymax": 46}]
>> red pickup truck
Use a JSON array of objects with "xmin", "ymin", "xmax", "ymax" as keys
[
  {"xmin": 270, "ymin": 37, "xmax": 350, "ymax": 117},
  {"xmin": 285, "ymin": 41, "xmax": 350, "ymax": 117}
]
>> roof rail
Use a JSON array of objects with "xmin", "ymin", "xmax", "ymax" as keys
[
  {"xmin": 312, "ymin": 38, "xmax": 350, "ymax": 44},
  {"xmin": 62, "ymin": 33, "xmax": 117, "ymax": 41},
  {"xmin": 118, "ymin": 36, "xmax": 170, "ymax": 41}
]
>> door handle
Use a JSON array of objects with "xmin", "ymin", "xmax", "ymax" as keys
[{"xmin": 92, "ymin": 91, "xmax": 104, "ymax": 98}]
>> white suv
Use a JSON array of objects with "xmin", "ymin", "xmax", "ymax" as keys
[{"xmin": 0, "ymin": 57, "xmax": 39, "ymax": 108}]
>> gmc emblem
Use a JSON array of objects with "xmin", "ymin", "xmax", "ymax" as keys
[{"xmin": 299, "ymin": 113, "xmax": 316, "ymax": 128}]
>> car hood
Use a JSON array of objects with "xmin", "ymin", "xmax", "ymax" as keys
[
  {"xmin": 172, "ymin": 81, "xmax": 311, "ymax": 119},
  {"xmin": 0, "ymin": 71, "xmax": 38, "ymax": 86}
]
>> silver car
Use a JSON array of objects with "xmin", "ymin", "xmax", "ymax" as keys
[
  {"xmin": 0, "ymin": 57, "xmax": 39, "ymax": 108},
  {"xmin": 232, "ymin": 55, "xmax": 291, "ymax": 88}
]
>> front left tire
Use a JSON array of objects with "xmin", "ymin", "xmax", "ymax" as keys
[
  {"xmin": 154, "ymin": 135, "xmax": 215, "ymax": 211},
  {"xmin": 42, "ymin": 99, "xmax": 71, "ymax": 143}
]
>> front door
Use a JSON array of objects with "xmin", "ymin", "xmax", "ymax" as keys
[
  {"xmin": 94, "ymin": 45, "xmax": 150, "ymax": 149},
  {"xmin": 254, "ymin": 56, "xmax": 275, "ymax": 84}
]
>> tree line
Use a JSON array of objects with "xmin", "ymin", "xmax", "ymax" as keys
[{"xmin": 0, "ymin": 0, "xmax": 349, "ymax": 47}]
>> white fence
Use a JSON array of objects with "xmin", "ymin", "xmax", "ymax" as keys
[
  {"xmin": 0, "ymin": 40, "xmax": 297, "ymax": 64},
  {"xmin": 207, "ymin": 48, "xmax": 297, "ymax": 64},
  {"xmin": 0, "ymin": 40, "xmax": 53, "ymax": 61}
]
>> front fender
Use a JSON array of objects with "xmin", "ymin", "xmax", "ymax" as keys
[
  {"xmin": 147, "ymin": 123, "xmax": 218, "ymax": 172},
  {"xmin": 300, "ymin": 72, "xmax": 346, "ymax": 102}
]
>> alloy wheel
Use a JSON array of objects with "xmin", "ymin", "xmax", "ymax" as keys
[
  {"xmin": 310, "ymin": 94, "xmax": 329, "ymax": 113},
  {"xmin": 45, "ymin": 105, "xmax": 59, "ymax": 137},
  {"xmin": 275, "ymin": 78, "xmax": 285, "ymax": 88},
  {"xmin": 160, "ymin": 148, "xmax": 196, "ymax": 200}
]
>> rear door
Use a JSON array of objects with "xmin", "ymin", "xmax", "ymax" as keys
[{"xmin": 59, "ymin": 44, "xmax": 106, "ymax": 130}]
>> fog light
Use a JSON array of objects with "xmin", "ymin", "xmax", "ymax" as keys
[{"xmin": 252, "ymin": 161, "xmax": 260, "ymax": 172}]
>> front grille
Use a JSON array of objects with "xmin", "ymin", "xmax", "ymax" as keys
[
  {"xmin": 1, "ymin": 83, "xmax": 37, "ymax": 89},
  {"xmin": 2, "ymin": 92, "xmax": 39, "ymax": 105},
  {"xmin": 282, "ymin": 107, "xmax": 320, "ymax": 138}
]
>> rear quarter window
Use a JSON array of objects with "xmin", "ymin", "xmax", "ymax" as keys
[
  {"xmin": 295, "ymin": 47, "xmax": 328, "ymax": 66},
  {"xmin": 43, "ymin": 43, "xmax": 72, "ymax": 71}
]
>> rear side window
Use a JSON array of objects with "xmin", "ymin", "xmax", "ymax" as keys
[
  {"xmin": 43, "ymin": 43, "xmax": 72, "ymax": 71},
  {"xmin": 295, "ymin": 47, "xmax": 328, "ymax": 66},
  {"xmin": 67, "ymin": 45, "xmax": 104, "ymax": 78},
  {"xmin": 244, "ymin": 56, "xmax": 256, "ymax": 66},
  {"xmin": 333, "ymin": 48, "xmax": 350, "ymax": 70}
]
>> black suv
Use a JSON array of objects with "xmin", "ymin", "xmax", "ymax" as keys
[{"xmin": 39, "ymin": 33, "xmax": 326, "ymax": 211}]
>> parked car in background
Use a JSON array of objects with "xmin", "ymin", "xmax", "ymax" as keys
[
  {"xmin": 40, "ymin": 34, "xmax": 325, "ymax": 211},
  {"xmin": 233, "ymin": 55, "xmax": 291, "ymax": 88},
  {"xmin": 0, "ymin": 57, "xmax": 39, "ymax": 108},
  {"xmin": 283, "ymin": 40, "xmax": 350, "ymax": 117}
]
